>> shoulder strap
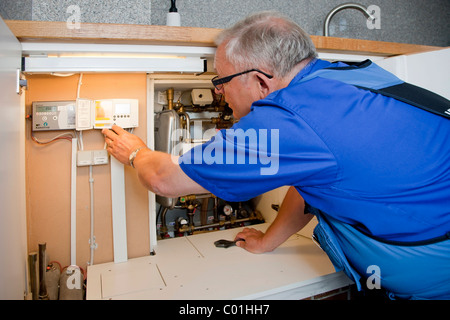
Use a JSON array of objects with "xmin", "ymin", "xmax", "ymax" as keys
[{"xmin": 301, "ymin": 60, "xmax": 450, "ymax": 119}]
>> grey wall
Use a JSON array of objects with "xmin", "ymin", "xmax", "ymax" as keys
[{"xmin": 1, "ymin": 0, "xmax": 449, "ymax": 47}]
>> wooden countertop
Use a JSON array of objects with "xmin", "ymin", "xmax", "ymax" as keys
[{"xmin": 6, "ymin": 20, "xmax": 441, "ymax": 57}]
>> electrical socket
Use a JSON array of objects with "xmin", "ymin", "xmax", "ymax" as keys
[
  {"xmin": 77, "ymin": 150, "xmax": 93, "ymax": 166},
  {"xmin": 77, "ymin": 149, "xmax": 109, "ymax": 166},
  {"xmin": 93, "ymin": 150, "xmax": 109, "ymax": 165}
]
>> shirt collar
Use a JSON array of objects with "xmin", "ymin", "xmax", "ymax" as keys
[{"xmin": 290, "ymin": 58, "xmax": 332, "ymax": 85}]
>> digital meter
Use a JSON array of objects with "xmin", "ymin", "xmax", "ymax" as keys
[{"xmin": 32, "ymin": 101, "xmax": 76, "ymax": 131}]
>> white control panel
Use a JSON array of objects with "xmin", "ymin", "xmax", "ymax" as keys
[
  {"xmin": 32, "ymin": 99, "xmax": 139, "ymax": 131},
  {"xmin": 77, "ymin": 99, "xmax": 139, "ymax": 130}
]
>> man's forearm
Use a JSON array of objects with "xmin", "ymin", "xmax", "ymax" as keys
[
  {"xmin": 103, "ymin": 125, "xmax": 208, "ymax": 197},
  {"xmin": 133, "ymin": 148, "xmax": 208, "ymax": 197},
  {"xmin": 261, "ymin": 186, "xmax": 313, "ymax": 251}
]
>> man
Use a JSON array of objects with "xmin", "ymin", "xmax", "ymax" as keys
[{"xmin": 103, "ymin": 12, "xmax": 450, "ymax": 299}]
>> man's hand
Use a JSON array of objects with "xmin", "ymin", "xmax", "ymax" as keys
[
  {"xmin": 234, "ymin": 228, "xmax": 270, "ymax": 254},
  {"xmin": 234, "ymin": 187, "xmax": 313, "ymax": 255},
  {"xmin": 102, "ymin": 125, "xmax": 146, "ymax": 165}
]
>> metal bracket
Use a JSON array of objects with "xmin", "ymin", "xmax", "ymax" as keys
[{"xmin": 16, "ymin": 68, "xmax": 27, "ymax": 94}]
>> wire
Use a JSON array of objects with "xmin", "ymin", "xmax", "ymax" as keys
[
  {"xmin": 27, "ymin": 112, "xmax": 75, "ymax": 145},
  {"xmin": 77, "ymin": 130, "xmax": 84, "ymax": 150},
  {"xmin": 31, "ymin": 131, "xmax": 74, "ymax": 145},
  {"xmin": 75, "ymin": 131, "xmax": 83, "ymax": 150},
  {"xmin": 51, "ymin": 73, "xmax": 76, "ymax": 77},
  {"xmin": 77, "ymin": 73, "xmax": 83, "ymax": 99},
  {"xmin": 48, "ymin": 260, "xmax": 62, "ymax": 272}
]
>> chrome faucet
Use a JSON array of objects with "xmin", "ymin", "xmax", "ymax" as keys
[{"xmin": 323, "ymin": 3, "xmax": 376, "ymax": 37}]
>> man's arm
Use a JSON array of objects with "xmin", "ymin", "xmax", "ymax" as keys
[
  {"xmin": 235, "ymin": 186, "xmax": 313, "ymax": 253},
  {"xmin": 102, "ymin": 125, "xmax": 208, "ymax": 197}
]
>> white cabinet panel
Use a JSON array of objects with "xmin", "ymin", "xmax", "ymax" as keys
[
  {"xmin": 0, "ymin": 17, "xmax": 27, "ymax": 299},
  {"xmin": 377, "ymin": 48, "xmax": 450, "ymax": 99}
]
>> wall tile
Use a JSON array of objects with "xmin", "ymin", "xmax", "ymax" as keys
[
  {"xmin": 0, "ymin": 0, "xmax": 448, "ymax": 46},
  {"xmin": 31, "ymin": 0, "xmax": 151, "ymax": 25},
  {"xmin": 0, "ymin": 0, "xmax": 33, "ymax": 20}
]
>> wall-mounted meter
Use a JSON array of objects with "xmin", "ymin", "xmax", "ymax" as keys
[
  {"xmin": 94, "ymin": 99, "xmax": 139, "ymax": 129},
  {"xmin": 33, "ymin": 99, "xmax": 139, "ymax": 131},
  {"xmin": 32, "ymin": 101, "xmax": 76, "ymax": 131},
  {"xmin": 77, "ymin": 99, "xmax": 139, "ymax": 130}
]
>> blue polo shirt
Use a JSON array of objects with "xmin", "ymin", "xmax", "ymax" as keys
[{"xmin": 179, "ymin": 59, "xmax": 450, "ymax": 243}]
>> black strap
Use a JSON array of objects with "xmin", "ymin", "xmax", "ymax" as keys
[
  {"xmin": 325, "ymin": 59, "xmax": 450, "ymax": 119},
  {"xmin": 357, "ymin": 82, "xmax": 450, "ymax": 119},
  {"xmin": 360, "ymin": 230, "xmax": 450, "ymax": 247}
]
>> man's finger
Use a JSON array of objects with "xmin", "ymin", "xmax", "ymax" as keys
[
  {"xmin": 235, "ymin": 238, "xmax": 245, "ymax": 248},
  {"xmin": 102, "ymin": 128, "xmax": 116, "ymax": 139},
  {"xmin": 111, "ymin": 124, "xmax": 126, "ymax": 135}
]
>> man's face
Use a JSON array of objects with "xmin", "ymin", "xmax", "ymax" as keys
[{"xmin": 213, "ymin": 45, "xmax": 263, "ymax": 120}]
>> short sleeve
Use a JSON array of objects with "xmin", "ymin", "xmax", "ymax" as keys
[{"xmin": 179, "ymin": 102, "xmax": 338, "ymax": 202}]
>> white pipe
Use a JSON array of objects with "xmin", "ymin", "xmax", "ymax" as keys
[
  {"xmin": 70, "ymin": 138, "xmax": 77, "ymax": 265},
  {"xmin": 110, "ymin": 157, "xmax": 128, "ymax": 263},
  {"xmin": 147, "ymin": 76, "xmax": 157, "ymax": 255},
  {"xmin": 88, "ymin": 165, "xmax": 96, "ymax": 265}
]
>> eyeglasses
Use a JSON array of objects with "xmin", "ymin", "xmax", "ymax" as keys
[{"xmin": 211, "ymin": 69, "xmax": 273, "ymax": 91}]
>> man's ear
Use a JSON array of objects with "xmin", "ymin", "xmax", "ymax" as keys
[{"xmin": 256, "ymin": 73, "xmax": 272, "ymax": 99}]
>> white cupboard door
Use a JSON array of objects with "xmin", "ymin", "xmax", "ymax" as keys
[
  {"xmin": 0, "ymin": 17, "xmax": 27, "ymax": 299},
  {"xmin": 377, "ymin": 47, "xmax": 450, "ymax": 100}
]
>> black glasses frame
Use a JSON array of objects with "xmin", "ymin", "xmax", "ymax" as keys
[{"xmin": 212, "ymin": 69, "xmax": 273, "ymax": 90}]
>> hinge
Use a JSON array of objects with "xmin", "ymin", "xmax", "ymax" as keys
[{"xmin": 16, "ymin": 68, "xmax": 27, "ymax": 94}]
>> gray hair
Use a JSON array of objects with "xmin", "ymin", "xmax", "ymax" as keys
[{"xmin": 215, "ymin": 11, "xmax": 318, "ymax": 78}]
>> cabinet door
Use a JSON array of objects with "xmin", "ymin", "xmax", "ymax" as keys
[
  {"xmin": 377, "ymin": 48, "xmax": 450, "ymax": 99},
  {"xmin": 0, "ymin": 17, "xmax": 27, "ymax": 299}
]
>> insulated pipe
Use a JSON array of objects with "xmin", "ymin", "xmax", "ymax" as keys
[
  {"xmin": 323, "ymin": 3, "xmax": 375, "ymax": 37},
  {"xmin": 28, "ymin": 253, "xmax": 38, "ymax": 300},
  {"xmin": 38, "ymin": 243, "xmax": 49, "ymax": 300}
]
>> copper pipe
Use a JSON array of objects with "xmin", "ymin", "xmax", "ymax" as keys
[{"xmin": 167, "ymin": 88, "xmax": 174, "ymax": 110}]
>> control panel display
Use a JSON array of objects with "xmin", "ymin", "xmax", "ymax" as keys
[{"xmin": 32, "ymin": 101, "xmax": 76, "ymax": 131}]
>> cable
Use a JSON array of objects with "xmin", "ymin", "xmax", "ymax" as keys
[
  {"xmin": 78, "ymin": 130, "xmax": 84, "ymax": 150},
  {"xmin": 27, "ymin": 113, "xmax": 75, "ymax": 145},
  {"xmin": 31, "ymin": 131, "xmax": 74, "ymax": 145},
  {"xmin": 77, "ymin": 73, "xmax": 83, "ymax": 99},
  {"xmin": 74, "ymin": 131, "xmax": 83, "ymax": 150},
  {"xmin": 48, "ymin": 260, "xmax": 62, "ymax": 272},
  {"xmin": 51, "ymin": 73, "xmax": 76, "ymax": 77}
]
